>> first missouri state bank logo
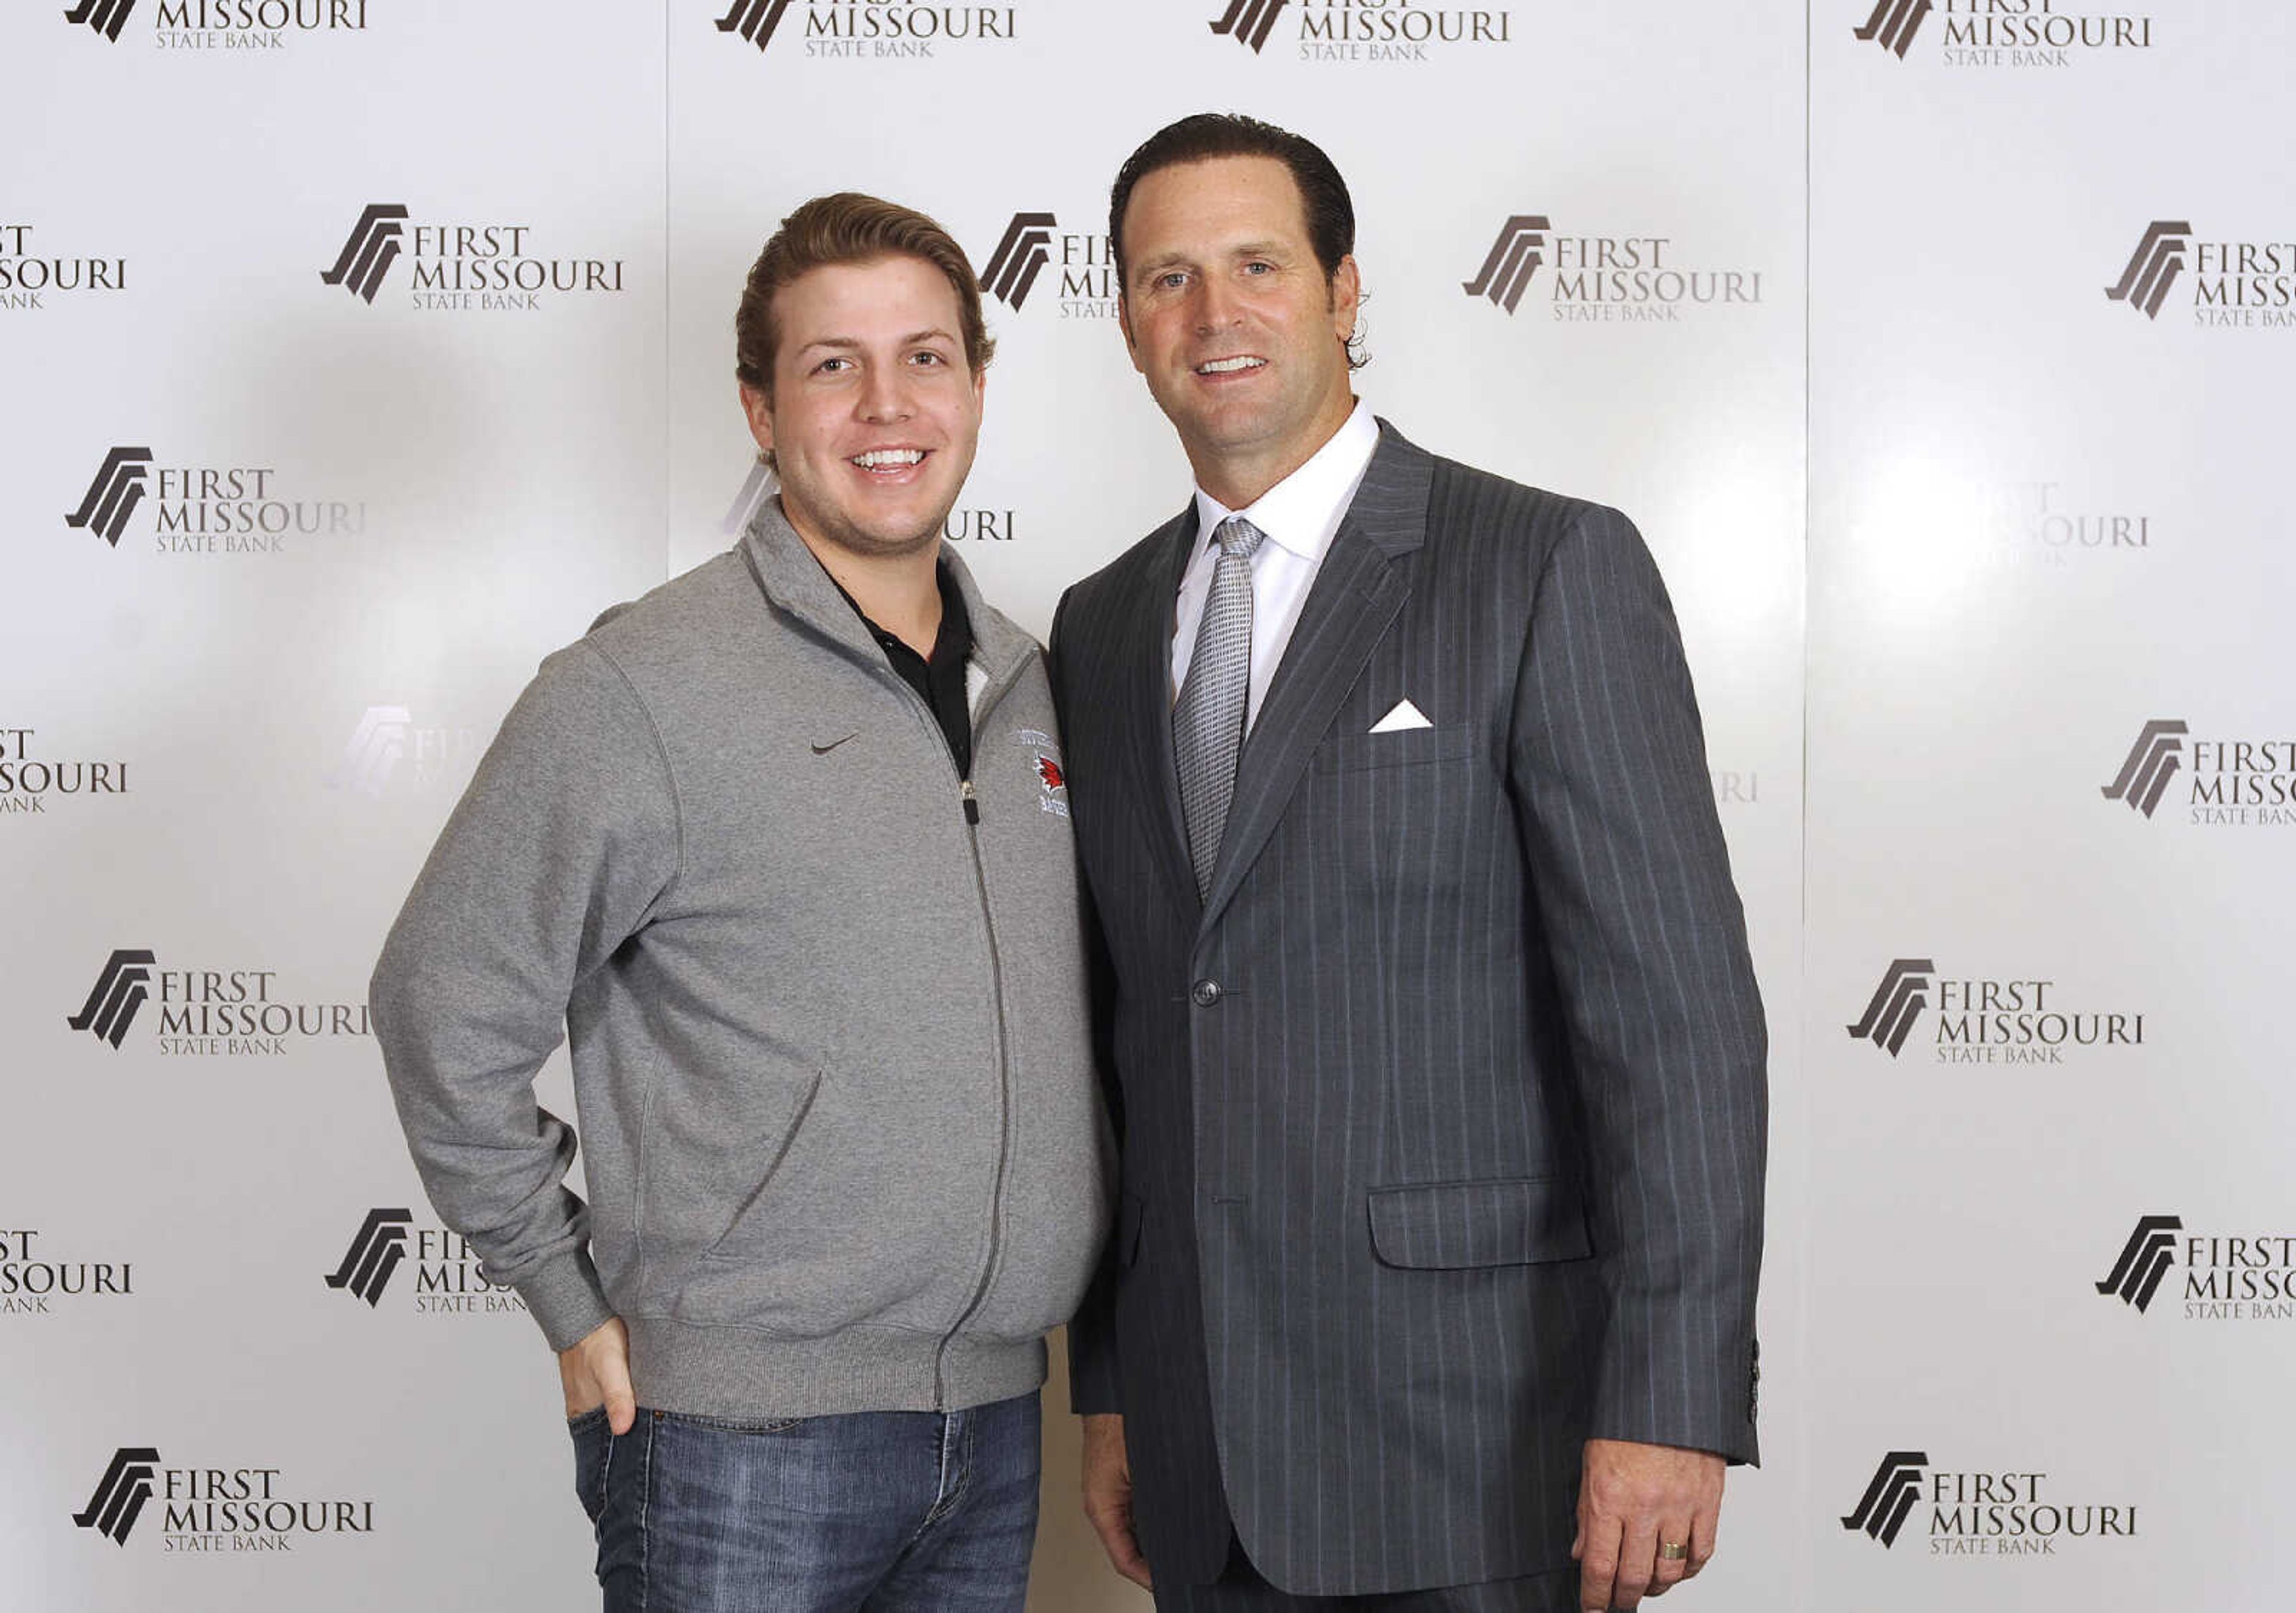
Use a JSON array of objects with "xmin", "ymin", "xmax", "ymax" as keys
[
  {"xmin": 2, "ymin": 1226, "xmax": 135, "ymax": 1316},
  {"xmin": 713, "ymin": 0, "xmax": 1019, "ymax": 60},
  {"xmin": 981, "ymin": 212, "xmax": 1057, "ymax": 310},
  {"xmin": 2, "ymin": 224, "xmax": 130, "ymax": 311},
  {"xmin": 1210, "ymin": 0, "xmax": 1288, "ymax": 52},
  {"xmin": 1843, "ymin": 1452, "xmax": 1928, "ymax": 1547},
  {"xmin": 715, "ymin": 0, "xmax": 796, "ymax": 47},
  {"xmin": 66, "ymin": 0, "xmax": 368, "ymax": 47},
  {"xmin": 65, "ymin": 949, "xmax": 371, "ymax": 1055},
  {"xmin": 63, "ymin": 0, "xmax": 138, "ymax": 41},
  {"xmin": 1842, "ymin": 1452, "xmax": 2138, "ymax": 1555},
  {"xmin": 74, "ymin": 1449, "xmax": 161, "ymax": 1544},
  {"xmin": 1210, "ymin": 0, "xmax": 1512, "ymax": 60},
  {"xmin": 65, "ymin": 448, "xmax": 151, "ymax": 547},
  {"xmin": 1845, "ymin": 959, "xmax": 1932, "ymax": 1058},
  {"xmin": 2101, "ymin": 221, "xmax": 2296, "ymax": 328},
  {"xmin": 2099, "ymin": 719, "xmax": 2185, "ymax": 816},
  {"xmin": 319, "ymin": 205, "xmax": 407, "ymax": 304},
  {"xmin": 975, "ymin": 210, "xmax": 1116, "ymax": 317},
  {"xmin": 72, "ymin": 1447, "xmax": 377, "ymax": 1550},
  {"xmin": 2101, "ymin": 719, "xmax": 2296, "ymax": 826},
  {"xmin": 63, "ymin": 444, "xmax": 363, "ymax": 554},
  {"xmin": 1852, "ymin": 0, "xmax": 1928, "ymax": 56},
  {"xmin": 320, "ymin": 203, "xmax": 625, "ymax": 311},
  {"xmin": 1464, "ymin": 213, "xmax": 1763, "ymax": 323},
  {"xmin": 1845, "ymin": 958, "xmax": 2142, "ymax": 1064},
  {"xmin": 68, "ymin": 949, "xmax": 155, "ymax": 1048},
  {"xmin": 1464, "ymin": 217, "xmax": 1550, "ymax": 314},
  {"xmin": 332, "ymin": 707, "xmax": 414, "ymax": 796},
  {"xmin": 327, "ymin": 705, "xmax": 479, "ymax": 798},
  {"xmin": 323, "ymin": 1209, "xmax": 411, "ymax": 1306},
  {"xmin": 2096, "ymin": 1215, "xmax": 2180, "ymax": 1313},
  {"xmin": 2104, "ymin": 223, "xmax": 2190, "ymax": 322},
  {"xmin": 2097, "ymin": 1214, "xmax": 2296, "ymax": 1321},
  {"xmin": 323, "ymin": 1208, "xmax": 528, "ymax": 1314},
  {"xmin": 1853, "ymin": 0, "xmax": 2154, "ymax": 66}
]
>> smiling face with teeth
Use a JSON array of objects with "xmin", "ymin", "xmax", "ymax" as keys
[
  {"xmin": 1118, "ymin": 154, "xmax": 1361, "ymax": 509},
  {"xmin": 740, "ymin": 253, "xmax": 984, "ymax": 564}
]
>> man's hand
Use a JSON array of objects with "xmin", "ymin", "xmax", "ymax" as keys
[
  {"xmin": 558, "ymin": 1317, "xmax": 636, "ymax": 1435},
  {"xmin": 1080, "ymin": 1412, "xmax": 1152, "ymax": 1589},
  {"xmin": 1571, "ymin": 1438, "xmax": 1724, "ymax": 1609}
]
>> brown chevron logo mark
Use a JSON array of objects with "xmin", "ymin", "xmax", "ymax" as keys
[
  {"xmin": 1843, "ymin": 1452, "xmax": 1929, "ymax": 1547},
  {"xmin": 982, "ymin": 212, "xmax": 1058, "ymax": 310},
  {"xmin": 63, "ymin": 0, "xmax": 136, "ymax": 41},
  {"xmin": 1209, "ymin": 0, "xmax": 1288, "ymax": 53},
  {"xmin": 2100, "ymin": 719, "xmax": 2187, "ymax": 817},
  {"xmin": 716, "ymin": 0, "xmax": 797, "ymax": 50},
  {"xmin": 319, "ymin": 203, "xmax": 411, "ymax": 304},
  {"xmin": 1845, "ymin": 959, "xmax": 1933, "ymax": 1057},
  {"xmin": 1463, "ymin": 216, "xmax": 1552, "ymax": 314},
  {"xmin": 1853, "ymin": 0, "xmax": 1931, "ymax": 57},
  {"xmin": 2103, "ymin": 222, "xmax": 2192, "ymax": 321}
]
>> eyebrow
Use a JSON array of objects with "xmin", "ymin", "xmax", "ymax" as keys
[{"xmin": 796, "ymin": 328, "xmax": 960, "ymax": 356}]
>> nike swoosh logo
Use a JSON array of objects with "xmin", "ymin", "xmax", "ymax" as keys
[{"xmin": 810, "ymin": 732, "xmax": 859, "ymax": 755}]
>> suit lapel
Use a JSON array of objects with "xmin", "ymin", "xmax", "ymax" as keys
[
  {"xmin": 1199, "ymin": 424, "xmax": 1434, "ymax": 931},
  {"xmin": 1120, "ymin": 503, "xmax": 1204, "ymax": 918}
]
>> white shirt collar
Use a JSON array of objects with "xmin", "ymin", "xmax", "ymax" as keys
[{"xmin": 1189, "ymin": 400, "xmax": 1380, "ymax": 566}]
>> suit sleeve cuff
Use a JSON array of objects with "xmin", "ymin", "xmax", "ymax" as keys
[
  {"xmin": 1591, "ymin": 1335, "xmax": 1762, "ymax": 1467},
  {"xmin": 1067, "ymin": 1317, "xmax": 1122, "ymax": 1414}
]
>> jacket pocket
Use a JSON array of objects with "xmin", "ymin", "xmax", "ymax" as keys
[
  {"xmin": 687, "ymin": 1068, "xmax": 823, "ymax": 1261},
  {"xmin": 672, "ymin": 1061, "xmax": 964, "ymax": 1334},
  {"xmin": 1312, "ymin": 722, "xmax": 1476, "ymax": 774},
  {"xmin": 1367, "ymin": 1177, "xmax": 1591, "ymax": 1270}
]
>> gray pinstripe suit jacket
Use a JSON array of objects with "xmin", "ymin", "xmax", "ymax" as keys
[{"xmin": 1051, "ymin": 423, "xmax": 1766, "ymax": 1598}]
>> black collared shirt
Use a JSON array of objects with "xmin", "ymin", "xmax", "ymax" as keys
[{"xmin": 830, "ymin": 561, "xmax": 974, "ymax": 783}]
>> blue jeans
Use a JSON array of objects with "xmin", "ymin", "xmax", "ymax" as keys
[{"xmin": 569, "ymin": 1393, "xmax": 1041, "ymax": 1612}]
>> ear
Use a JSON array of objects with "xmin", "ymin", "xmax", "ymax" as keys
[
  {"xmin": 738, "ymin": 381, "xmax": 774, "ymax": 460},
  {"xmin": 1327, "ymin": 254, "xmax": 1361, "ymax": 344}
]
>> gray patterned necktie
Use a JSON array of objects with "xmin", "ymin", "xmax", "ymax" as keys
[{"xmin": 1174, "ymin": 515, "xmax": 1266, "ymax": 899}]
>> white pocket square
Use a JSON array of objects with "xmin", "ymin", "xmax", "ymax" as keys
[{"xmin": 1368, "ymin": 699, "xmax": 1433, "ymax": 734}]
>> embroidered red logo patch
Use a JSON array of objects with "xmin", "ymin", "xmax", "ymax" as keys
[{"xmin": 1037, "ymin": 756, "xmax": 1065, "ymax": 792}]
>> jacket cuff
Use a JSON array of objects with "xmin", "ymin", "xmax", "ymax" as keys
[
  {"xmin": 515, "ymin": 1247, "xmax": 616, "ymax": 1353},
  {"xmin": 1067, "ymin": 1305, "xmax": 1121, "ymax": 1414},
  {"xmin": 1592, "ymin": 1332, "xmax": 1761, "ymax": 1467}
]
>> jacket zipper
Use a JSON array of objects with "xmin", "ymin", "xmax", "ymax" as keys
[
  {"xmin": 869, "ymin": 658, "xmax": 1024, "ymax": 1409},
  {"xmin": 936, "ymin": 778, "xmax": 1013, "ymax": 1407}
]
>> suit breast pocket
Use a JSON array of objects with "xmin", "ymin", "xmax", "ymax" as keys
[{"xmin": 1311, "ymin": 722, "xmax": 1476, "ymax": 774}]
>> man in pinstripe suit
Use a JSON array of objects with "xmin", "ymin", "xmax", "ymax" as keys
[{"xmin": 1048, "ymin": 114, "xmax": 1767, "ymax": 1612}]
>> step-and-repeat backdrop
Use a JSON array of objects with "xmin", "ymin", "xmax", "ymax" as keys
[{"xmin": 4, "ymin": 4, "xmax": 2286, "ymax": 1610}]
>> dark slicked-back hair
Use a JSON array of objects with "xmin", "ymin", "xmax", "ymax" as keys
[
  {"xmin": 734, "ymin": 191, "xmax": 994, "ymax": 393},
  {"xmin": 1109, "ymin": 112, "xmax": 1356, "ymax": 283}
]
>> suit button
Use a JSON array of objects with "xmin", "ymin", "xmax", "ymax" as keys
[{"xmin": 1190, "ymin": 979, "xmax": 1222, "ymax": 1007}]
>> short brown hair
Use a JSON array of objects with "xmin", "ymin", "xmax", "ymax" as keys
[{"xmin": 734, "ymin": 192, "xmax": 994, "ymax": 392}]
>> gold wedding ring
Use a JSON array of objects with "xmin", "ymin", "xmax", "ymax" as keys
[{"xmin": 1658, "ymin": 1542, "xmax": 1689, "ymax": 1562}]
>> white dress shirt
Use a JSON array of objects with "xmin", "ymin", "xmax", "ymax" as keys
[{"xmin": 1170, "ymin": 401, "xmax": 1381, "ymax": 729}]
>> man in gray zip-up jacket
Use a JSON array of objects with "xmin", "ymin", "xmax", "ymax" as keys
[{"xmin": 370, "ymin": 193, "xmax": 1108, "ymax": 1613}]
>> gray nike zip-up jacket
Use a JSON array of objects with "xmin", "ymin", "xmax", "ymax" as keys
[{"xmin": 370, "ymin": 502, "xmax": 1110, "ymax": 1418}]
